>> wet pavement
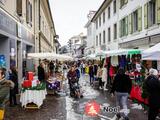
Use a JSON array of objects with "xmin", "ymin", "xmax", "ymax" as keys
[{"xmin": 4, "ymin": 74, "xmax": 148, "ymax": 120}]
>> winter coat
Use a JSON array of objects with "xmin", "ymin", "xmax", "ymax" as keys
[
  {"xmin": 102, "ymin": 68, "xmax": 107, "ymax": 82},
  {"xmin": 9, "ymin": 71, "xmax": 19, "ymax": 94},
  {"xmin": 38, "ymin": 66, "xmax": 45, "ymax": 81},
  {"xmin": 89, "ymin": 66, "xmax": 94, "ymax": 76},
  {"xmin": 144, "ymin": 75, "xmax": 160, "ymax": 108},
  {"xmin": 67, "ymin": 70, "xmax": 77, "ymax": 83},
  {"xmin": 97, "ymin": 68, "xmax": 103, "ymax": 78},
  {"xmin": 0, "ymin": 78, "xmax": 14, "ymax": 108},
  {"xmin": 111, "ymin": 74, "xmax": 132, "ymax": 94},
  {"xmin": 75, "ymin": 69, "xmax": 80, "ymax": 78}
]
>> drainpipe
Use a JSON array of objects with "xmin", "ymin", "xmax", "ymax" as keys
[{"xmin": 39, "ymin": 0, "xmax": 41, "ymax": 53}]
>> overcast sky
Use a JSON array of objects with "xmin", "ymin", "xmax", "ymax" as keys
[{"xmin": 49, "ymin": 0, "xmax": 104, "ymax": 46}]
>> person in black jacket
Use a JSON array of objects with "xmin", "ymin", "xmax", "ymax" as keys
[
  {"xmin": 37, "ymin": 63, "xmax": 45, "ymax": 82},
  {"xmin": 111, "ymin": 68, "xmax": 132, "ymax": 120},
  {"xmin": 9, "ymin": 67, "xmax": 18, "ymax": 106},
  {"xmin": 144, "ymin": 68, "xmax": 160, "ymax": 120}
]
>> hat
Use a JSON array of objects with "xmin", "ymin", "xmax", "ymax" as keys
[{"xmin": 149, "ymin": 68, "xmax": 158, "ymax": 76}]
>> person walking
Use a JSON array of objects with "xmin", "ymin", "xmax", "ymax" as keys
[
  {"xmin": 9, "ymin": 67, "xmax": 18, "ymax": 106},
  {"xmin": 102, "ymin": 65, "xmax": 108, "ymax": 91},
  {"xmin": 143, "ymin": 68, "xmax": 160, "ymax": 120},
  {"xmin": 75, "ymin": 66, "xmax": 80, "ymax": 84},
  {"xmin": 97, "ymin": 65, "xmax": 103, "ymax": 89},
  {"xmin": 67, "ymin": 66, "xmax": 77, "ymax": 96},
  {"xmin": 110, "ymin": 68, "xmax": 132, "ymax": 120},
  {"xmin": 49, "ymin": 61, "xmax": 55, "ymax": 77},
  {"xmin": 89, "ymin": 64, "xmax": 94, "ymax": 85},
  {"xmin": 0, "ymin": 68, "xmax": 14, "ymax": 109},
  {"xmin": 37, "ymin": 63, "xmax": 45, "ymax": 82}
]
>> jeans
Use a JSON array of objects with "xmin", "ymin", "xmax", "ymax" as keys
[{"xmin": 115, "ymin": 92, "xmax": 129, "ymax": 117}]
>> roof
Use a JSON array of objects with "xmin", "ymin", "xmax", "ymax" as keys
[{"xmin": 91, "ymin": 0, "xmax": 112, "ymax": 22}]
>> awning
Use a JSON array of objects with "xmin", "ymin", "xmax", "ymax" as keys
[
  {"xmin": 27, "ymin": 53, "xmax": 73, "ymax": 61},
  {"xmin": 142, "ymin": 43, "xmax": 160, "ymax": 60},
  {"xmin": 104, "ymin": 49, "xmax": 143, "ymax": 57}
]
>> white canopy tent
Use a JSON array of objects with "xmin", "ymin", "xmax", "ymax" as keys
[
  {"xmin": 142, "ymin": 43, "xmax": 160, "ymax": 60},
  {"xmin": 27, "ymin": 53, "xmax": 73, "ymax": 61},
  {"xmin": 86, "ymin": 54, "xmax": 99, "ymax": 60}
]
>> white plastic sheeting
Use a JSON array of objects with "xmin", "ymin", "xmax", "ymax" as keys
[
  {"xmin": 27, "ymin": 52, "xmax": 73, "ymax": 61},
  {"xmin": 142, "ymin": 43, "xmax": 160, "ymax": 60}
]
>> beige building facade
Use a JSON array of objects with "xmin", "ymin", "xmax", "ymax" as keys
[{"xmin": 0, "ymin": 0, "xmax": 56, "ymax": 80}]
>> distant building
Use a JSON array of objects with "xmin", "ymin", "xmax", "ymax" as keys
[{"xmin": 68, "ymin": 33, "xmax": 87, "ymax": 58}]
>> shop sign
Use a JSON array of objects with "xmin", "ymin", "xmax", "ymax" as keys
[
  {"xmin": 17, "ymin": 23, "xmax": 22, "ymax": 38},
  {"xmin": 23, "ymin": 50, "xmax": 26, "ymax": 59},
  {"xmin": 10, "ymin": 48, "xmax": 15, "ymax": 57}
]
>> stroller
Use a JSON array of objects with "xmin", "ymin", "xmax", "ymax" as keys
[{"xmin": 69, "ymin": 78, "xmax": 82, "ymax": 98}]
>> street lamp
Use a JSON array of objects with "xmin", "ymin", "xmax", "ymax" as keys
[{"xmin": 55, "ymin": 42, "xmax": 59, "ymax": 54}]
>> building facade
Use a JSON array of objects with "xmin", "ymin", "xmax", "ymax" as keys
[
  {"xmin": 85, "ymin": 11, "xmax": 96, "ymax": 55},
  {"xmin": 90, "ymin": 0, "xmax": 160, "ymax": 53},
  {"xmin": 68, "ymin": 33, "xmax": 87, "ymax": 58},
  {"xmin": 34, "ymin": 0, "xmax": 56, "ymax": 53},
  {"xmin": 0, "ymin": 0, "xmax": 56, "ymax": 80},
  {"xmin": 118, "ymin": 0, "xmax": 160, "ymax": 49},
  {"xmin": 91, "ymin": 0, "xmax": 119, "ymax": 53}
]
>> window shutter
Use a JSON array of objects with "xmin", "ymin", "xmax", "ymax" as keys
[
  {"xmin": 138, "ymin": 7, "xmax": 142, "ymax": 31},
  {"xmin": 125, "ymin": 17, "xmax": 128, "ymax": 35},
  {"xmin": 119, "ymin": 21, "xmax": 122, "ymax": 37},
  {"xmin": 26, "ymin": 0, "xmax": 29, "ymax": 23},
  {"xmin": 128, "ymin": 14, "xmax": 132, "ymax": 34},
  {"xmin": 17, "ymin": 0, "xmax": 22, "ymax": 16},
  {"xmin": 144, "ymin": 3, "xmax": 148, "ymax": 29},
  {"xmin": 157, "ymin": 0, "xmax": 160, "ymax": 24},
  {"xmin": 30, "ymin": 3, "xmax": 32, "ymax": 25}
]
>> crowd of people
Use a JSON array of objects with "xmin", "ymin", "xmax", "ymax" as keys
[{"xmin": 0, "ymin": 59, "xmax": 160, "ymax": 120}]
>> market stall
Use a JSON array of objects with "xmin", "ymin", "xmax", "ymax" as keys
[{"xmin": 20, "ymin": 72, "xmax": 47, "ymax": 109}]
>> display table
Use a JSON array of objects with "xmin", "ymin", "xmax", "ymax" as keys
[{"xmin": 20, "ymin": 89, "xmax": 47, "ymax": 108}]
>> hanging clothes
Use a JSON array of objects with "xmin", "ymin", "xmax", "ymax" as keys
[
  {"xmin": 119, "ymin": 55, "xmax": 127, "ymax": 68},
  {"xmin": 111, "ymin": 56, "xmax": 119, "ymax": 67}
]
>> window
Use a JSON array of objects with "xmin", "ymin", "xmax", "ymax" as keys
[
  {"xmin": 108, "ymin": 28, "xmax": 111, "ymax": 42},
  {"xmin": 108, "ymin": 7, "xmax": 110, "ymax": 19},
  {"xmin": 133, "ymin": 10, "xmax": 138, "ymax": 32},
  {"xmin": 120, "ymin": 17, "xmax": 128, "ymax": 37},
  {"xmin": 99, "ymin": 33, "xmax": 101, "ymax": 45},
  {"xmin": 96, "ymin": 20, "xmax": 98, "ymax": 29},
  {"xmin": 103, "ymin": 12, "xmax": 105, "ymax": 23},
  {"xmin": 16, "ymin": 0, "xmax": 22, "ymax": 16},
  {"xmin": 113, "ymin": 0, "xmax": 116, "ymax": 13},
  {"xmin": 148, "ymin": 0, "xmax": 156, "ymax": 27},
  {"xmin": 99, "ymin": 16, "xmax": 101, "ymax": 27},
  {"xmin": 114, "ymin": 23, "xmax": 117, "ymax": 39},
  {"xmin": 26, "ymin": 0, "xmax": 32, "ymax": 25},
  {"xmin": 103, "ymin": 30, "xmax": 106, "ymax": 44},
  {"xmin": 120, "ymin": 0, "xmax": 128, "ymax": 8},
  {"xmin": 96, "ymin": 35, "xmax": 98, "ymax": 46}
]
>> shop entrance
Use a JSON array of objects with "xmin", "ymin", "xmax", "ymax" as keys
[{"xmin": 0, "ymin": 34, "xmax": 10, "ymax": 69}]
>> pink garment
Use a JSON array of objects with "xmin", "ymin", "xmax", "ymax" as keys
[{"xmin": 109, "ymin": 66, "xmax": 115, "ymax": 77}]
